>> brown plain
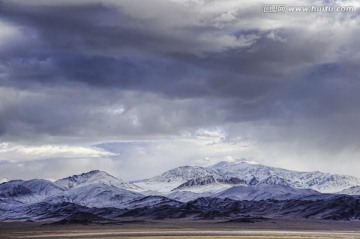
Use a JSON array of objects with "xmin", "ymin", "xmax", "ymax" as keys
[{"xmin": 0, "ymin": 219, "xmax": 359, "ymax": 239}]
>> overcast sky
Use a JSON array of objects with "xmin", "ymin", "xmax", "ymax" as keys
[{"xmin": 0, "ymin": 0, "xmax": 360, "ymax": 181}]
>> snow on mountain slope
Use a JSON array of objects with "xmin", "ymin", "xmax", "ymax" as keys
[
  {"xmin": 0, "ymin": 180, "xmax": 32, "ymax": 202},
  {"xmin": 0, "ymin": 171, "xmax": 143, "ymax": 207},
  {"xmin": 168, "ymin": 175, "xmax": 247, "ymax": 201},
  {"xmin": 174, "ymin": 176, "xmax": 247, "ymax": 191},
  {"xmin": 0, "ymin": 179, "xmax": 64, "ymax": 204},
  {"xmin": 149, "ymin": 166, "xmax": 222, "ymax": 183},
  {"xmin": 22, "ymin": 179, "xmax": 64, "ymax": 197},
  {"xmin": 135, "ymin": 161, "xmax": 360, "ymax": 195},
  {"xmin": 338, "ymin": 186, "xmax": 360, "ymax": 195},
  {"xmin": 167, "ymin": 191, "xmax": 210, "ymax": 202},
  {"xmin": 303, "ymin": 173, "xmax": 360, "ymax": 193},
  {"xmin": 135, "ymin": 166, "xmax": 223, "ymax": 193},
  {"xmin": 0, "ymin": 178, "xmax": 7, "ymax": 183},
  {"xmin": 209, "ymin": 161, "xmax": 360, "ymax": 193},
  {"xmin": 167, "ymin": 183, "xmax": 231, "ymax": 202},
  {"xmin": 168, "ymin": 180, "xmax": 319, "ymax": 202},
  {"xmin": 259, "ymin": 175, "xmax": 293, "ymax": 187},
  {"xmin": 47, "ymin": 183, "xmax": 143, "ymax": 208},
  {"xmin": 134, "ymin": 181, "xmax": 181, "ymax": 194},
  {"xmin": 55, "ymin": 170, "xmax": 141, "ymax": 191},
  {"xmin": 215, "ymin": 184, "xmax": 320, "ymax": 201}
]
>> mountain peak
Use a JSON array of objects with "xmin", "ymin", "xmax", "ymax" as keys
[
  {"xmin": 209, "ymin": 161, "xmax": 234, "ymax": 169},
  {"xmin": 87, "ymin": 169, "xmax": 101, "ymax": 174},
  {"xmin": 55, "ymin": 170, "xmax": 140, "ymax": 191},
  {"xmin": 80, "ymin": 170, "xmax": 108, "ymax": 177},
  {"xmin": 242, "ymin": 160, "xmax": 259, "ymax": 165},
  {"xmin": 209, "ymin": 160, "xmax": 259, "ymax": 169},
  {"xmin": 148, "ymin": 165, "xmax": 221, "ymax": 183}
]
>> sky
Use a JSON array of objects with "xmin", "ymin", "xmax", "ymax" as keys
[{"xmin": 0, "ymin": 0, "xmax": 360, "ymax": 181}]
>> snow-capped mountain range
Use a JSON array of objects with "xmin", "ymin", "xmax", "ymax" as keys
[
  {"xmin": 136, "ymin": 161, "xmax": 360, "ymax": 196},
  {"xmin": 208, "ymin": 161, "xmax": 360, "ymax": 193},
  {"xmin": 1, "ymin": 161, "xmax": 360, "ymax": 222}
]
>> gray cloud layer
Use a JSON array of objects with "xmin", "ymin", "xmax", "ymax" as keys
[{"xmin": 0, "ymin": 0, "xmax": 360, "ymax": 179}]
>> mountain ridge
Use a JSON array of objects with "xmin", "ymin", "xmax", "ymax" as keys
[
  {"xmin": 55, "ymin": 170, "xmax": 141, "ymax": 191},
  {"xmin": 1, "ymin": 161, "xmax": 360, "ymax": 222},
  {"xmin": 135, "ymin": 161, "xmax": 360, "ymax": 194},
  {"xmin": 206, "ymin": 161, "xmax": 360, "ymax": 193}
]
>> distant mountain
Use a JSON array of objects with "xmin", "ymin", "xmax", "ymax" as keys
[
  {"xmin": 0, "ymin": 179, "xmax": 64, "ymax": 204},
  {"xmin": 135, "ymin": 166, "xmax": 223, "ymax": 193},
  {"xmin": 148, "ymin": 166, "xmax": 222, "ymax": 183},
  {"xmin": 47, "ymin": 184, "xmax": 143, "ymax": 208},
  {"xmin": 0, "ymin": 171, "xmax": 143, "ymax": 209},
  {"xmin": 166, "ymin": 175, "xmax": 248, "ymax": 202},
  {"xmin": 134, "ymin": 161, "xmax": 360, "ymax": 199},
  {"xmin": 166, "ymin": 179, "xmax": 320, "ymax": 202},
  {"xmin": 0, "ymin": 180, "xmax": 34, "ymax": 204},
  {"xmin": 55, "ymin": 170, "xmax": 140, "ymax": 191},
  {"xmin": 208, "ymin": 161, "xmax": 360, "ymax": 193},
  {"xmin": 22, "ymin": 179, "xmax": 64, "ymax": 197}
]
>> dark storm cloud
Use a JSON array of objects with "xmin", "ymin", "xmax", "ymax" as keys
[
  {"xmin": 0, "ymin": 0, "xmax": 277, "ymax": 100},
  {"xmin": 0, "ymin": 0, "xmax": 360, "ymax": 157}
]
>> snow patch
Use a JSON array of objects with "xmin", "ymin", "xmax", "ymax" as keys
[{"xmin": 0, "ymin": 178, "xmax": 8, "ymax": 184}]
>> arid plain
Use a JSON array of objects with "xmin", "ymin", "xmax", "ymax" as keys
[{"xmin": 1, "ymin": 219, "xmax": 359, "ymax": 239}]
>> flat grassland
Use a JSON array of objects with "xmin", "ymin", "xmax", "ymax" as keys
[{"xmin": 1, "ymin": 219, "xmax": 359, "ymax": 239}]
